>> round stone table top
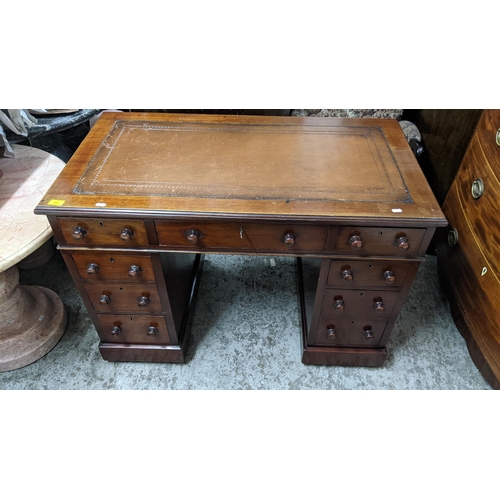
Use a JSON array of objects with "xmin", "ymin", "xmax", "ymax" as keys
[{"xmin": 0, "ymin": 145, "xmax": 66, "ymax": 273}]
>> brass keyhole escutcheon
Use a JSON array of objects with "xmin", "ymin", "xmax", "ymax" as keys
[{"xmin": 471, "ymin": 178, "xmax": 484, "ymax": 199}]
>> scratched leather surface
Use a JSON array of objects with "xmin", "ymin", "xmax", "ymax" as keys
[{"xmin": 73, "ymin": 120, "xmax": 410, "ymax": 204}]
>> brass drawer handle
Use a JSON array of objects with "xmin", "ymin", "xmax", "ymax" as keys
[
  {"xmin": 120, "ymin": 227, "xmax": 133, "ymax": 241},
  {"xmin": 72, "ymin": 226, "xmax": 86, "ymax": 240},
  {"xmin": 111, "ymin": 325, "xmax": 121, "ymax": 336},
  {"xmin": 349, "ymin": 235, "xmax": 363, "ymax": 248},
  {"xmin": 471, "ymin": 178, "xmax": 484, "ymax": 199},
  {"xmin": 185, "ymin": 229, "xmax": 201, "ymax": 244},
  {"xmin": 448, "ymin": 228, "xmax": 459, "ymax": 247},
  {"xmin": 99, "ymin": 294, "xmax": 110, "ymax": 305},
  {"xmin": 283, "ymin": 232, "xmax": 296, "ymax": 245},
  {"xmin": 326, "ymin": 325, "xmax": 337, "ymax": 339},
  {"xmin": 128, "ymin": 265, "xmax": 141, "ymax": 277},
  {"xmin": 383, "ymin": 270, "xmax": 395, "ymax": 283},
  {"xmin": 87, "ymin": 263, "xmax": 100, "ymax": 274},
  {"xmin": 396, "ymin": 235, "xmax": 410, "ymax": 250},
  {"xmin": 147, "ymin": 326, "xmax": 158, "ymax": 337},
  {"xmin": 138, "ymin": 296, "xmax": 149, "ymax": 307}
]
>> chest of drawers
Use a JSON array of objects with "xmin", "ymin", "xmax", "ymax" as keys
[
  {"xmin": 36, "ymin": 112, "xmax": 446, "ymax": 366},
  {"xmin": 436, "ymin": 110, "xmax": 500, "ymax": 388}
]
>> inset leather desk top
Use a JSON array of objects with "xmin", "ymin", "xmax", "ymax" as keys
[{"xmin": 36, "ymin": 112, "xmax": 446, "ymax": 225}]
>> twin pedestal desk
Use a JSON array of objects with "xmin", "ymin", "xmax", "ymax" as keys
[{"xmin": 36, "ymin": 113, "xmax": 446, "ymax": 367}]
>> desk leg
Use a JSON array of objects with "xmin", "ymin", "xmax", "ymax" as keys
[{"xmin": 0, "ymin": 265, "xmax": 67, "ymax": 372}]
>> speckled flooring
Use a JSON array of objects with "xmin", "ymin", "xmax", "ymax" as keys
[{"xmin": 0, "ymin": 250, "xmax": 491, "ymax": 389}]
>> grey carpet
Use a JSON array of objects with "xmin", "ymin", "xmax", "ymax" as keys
[{"xmin": 0, "ymin": 250, "xmax": 491, "ymax": 389}]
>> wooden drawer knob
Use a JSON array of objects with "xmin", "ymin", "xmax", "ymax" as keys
[
  {"xmin": 147, "ymin": 326, "xmax": 158, "ymax": 337},
  {"xmin": 111, "ymin": 325, "xmax": 121, "ymax": 336},
  {"xmin": 364, "ymin": 327, "xmax": 374, "ymax": 340},
  {"xmin": 128, "ymin": 265, "xmax": 141, "ymax": 277},
  {"xmin": 99, "ymin": 294, "xmax": 110, "ymax": 305},
  {"xmin": 396, "ymin": 236, "xmax": 410, "ymax": 250},
  {"xmin": 383, "ymin": 270, "xmax": 395, "ymax": 283},
  {"xmin": 87, "ymin": 263, "xmax": 100, "ymax": 275},
  {"xmin": 72, "ymin": 226, "xmax": 86, "ymax": 240},
  {"xmin": 374, "ymin": 301, "xmax": 385, "ymax": 312},
  {"xmin": 334, "ymin": 299, "xmax": 345, "ymax": 310},
  {"xmin": 185, "ymin": 229, "xmax": 201, "ymax": 243},
  {"xmin": 471, "ymin": 178, "xmax": 484, "ymax": 199},
  {"xmin": 120, "ymin": 227, "xmax": 133, "ymax": 241},
  {"xmin": 326, "ymin": 325, "xmax": 337, "ymax": 339},
  {"xmin": 138, "ymin": 296, "xmax": 149, "ymax": 307},
  {"xmin": 349, "ymin": 235, "xmax": 363, "ymax": 248},
  {"xmin": 342, "ymin": 269, "xmax": 353, "ymax": 281},
  {"xmin": 283, "ymin": 232, "xmax": 296, "ymax": 245}
]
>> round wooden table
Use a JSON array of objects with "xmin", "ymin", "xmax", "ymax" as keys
[{"xmin": 0, "ymin": 145, "xmax": 68, "ymax": 371}]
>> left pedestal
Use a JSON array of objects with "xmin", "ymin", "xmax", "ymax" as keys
[{"xmin": 0, "ymin": 266, "xmax": 67, "ymax": 372}]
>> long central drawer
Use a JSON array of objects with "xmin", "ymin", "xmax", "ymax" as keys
[{"xmin": 154, "ymin": 220, "xmax": 329, "ymax": 253}]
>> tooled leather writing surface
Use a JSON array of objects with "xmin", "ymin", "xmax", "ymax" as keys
[{"xmin": 73, "ymin": 120, "xmax": 411, "ymax": 204}]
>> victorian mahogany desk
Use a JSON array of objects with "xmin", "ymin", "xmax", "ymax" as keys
[{"xmin": 35, "ymin": 112, "xmax": 447, "ymax": 366}]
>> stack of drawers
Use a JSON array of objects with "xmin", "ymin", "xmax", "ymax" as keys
[
  {"xmin": 437, "ymin": 109, "xmax": 500, "ymax": 389},
  {"xmin": 56, "ymin": 217, "xmax": 200, "ymax": 363},
  {"xmin": 300, "ymin": 225, "xmax": 427, "ymax": 365}
]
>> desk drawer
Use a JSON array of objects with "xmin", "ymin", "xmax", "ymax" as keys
[
  {"xmin": 155, "ymin": 221, "xmax": 328, "ymax": 253},
  {"xmin": 321, "ymin": 289, "xmax": 399, "ymax": 318},
  {"xmin": 58, "ymin": 218, "xmax": 148, "ymax": 247},
  {"xmin": 97, "ymin": 314, "xmax": 171, "ymax": 344},
  {"xmin": 71, "ymin": 252, "xmax": 156, "ymax": 282},
  {"xmin": 334, "ymin": 226, "xmax": 426, "ymax": 256},
  {"xmin": 327, "ymin": 260, "xmax": 411, "ymax": 288},
  {"xmin": 84, "ymin": 284, "xmax": 163, "ymax": 313},
  {"xmin": 311, "ymin": 317, "xmax": 387, "ymax": 347}
]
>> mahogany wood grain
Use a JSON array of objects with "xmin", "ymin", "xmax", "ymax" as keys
[
  {"xmin": 326, "ymin": 260, "xmax": 412, "ymax": 288},
  {"xmin": 58, "ymin": 218, "xmax": 149, "ymax": 247},
  {"xmin": 97, "ymin": 314, "xmax": 171, "ymax": 344},
  {"xmin": 321, "ymin": 289, "xmax": 400, "ymax": 318},
  {"xmin": 83, "ymin": 283, "xmax": 163, "ymax": 313},
  {"xmin": 332, "ymin": 226, "xmax": 426, "ymax": 257},
  {"xmin": 155, "ymin": 220, "xmax": 328, "ymax": 253},
  {"xmin": 71, "ymin": 252, "xmax": 156, "ymax": 282}
]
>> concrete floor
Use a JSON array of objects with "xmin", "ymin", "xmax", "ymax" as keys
[{"xmin": 0, "ymin": 250, "xmax": 491, "ymax": 389}]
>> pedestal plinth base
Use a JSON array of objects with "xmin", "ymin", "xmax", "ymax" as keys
[{"xmin": 0, "ymin": 266, "xmax": 68, "ymax": 372}]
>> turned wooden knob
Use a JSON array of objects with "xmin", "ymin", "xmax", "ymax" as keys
[
  {"xmin": 342, "ymin": 269, "xmax": 353, "ymax": 281},
  {"xmin": 185, "ymin": 229, "xmax": 201, "ymax": 243},
  {"xmin": 128, "ymin": 265, "xmax": 141, "ymax": 277},
  {"xmin": 364, "ymin": 327, "xmax": 375, "ymax": 340},
  {"xmin": 334, "ymin": 299, "xmax": 345, "ymax": 310},
  {"xmin": 147, "ymin": 326, "xmax": 158, "ymax": 337},
  {"xmin": 326, "ymin": 325, "xmax": 337, "ymax": 339},
  {"xmin": 72, "ymin": 226, "xmax": 86, "ymax": 239},
  {"xmin": 111, "ymin": 325, "xmax": 121, "ymax": 336},
  {"xmin": 87, "ymin": 263, "xmax": 100, "ymax": 275},
  {"xmin": 138, "ymin": 296, "xmax": 149, "ymax": 307},
  {"xmin": 349, "ymin": 235, "xmax": 363, "ymax": 248},
  {"xmin": 383, "ymin": 270, "xmax": 395, "ymax": 283},
  {"xmin": 99, "ymin": 294, "xmax": 110, "ymax": 305},
  {"xmin": 120, "ymin": 227, "xmax": 133, "ymax": 241},
  {"xmin": 374, "ymin": 301, "xmax": 385, "ymax": 312},
  {"xmin": 396, "ymin": 236, "xmax": 410, "ymax": 250},
  {"xmin": 283, "ymin": 232, "xmax": 296, "ymax": 245}
]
